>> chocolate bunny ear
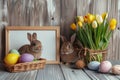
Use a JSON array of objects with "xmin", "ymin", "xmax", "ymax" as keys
[
  {"xmin": 27, "ymin": 33, "xmax": 32, "ymax": 42},
  {"xmin": 70, "ymin": 33, "xmax": 76, "ymax": 43},
  {"xmin": 60, "ymin": 35, "xmax": 67, "ymax": 42},
  {"xmin": 32, "ymin": 33, "xmax": 37, "ymax": 40}
]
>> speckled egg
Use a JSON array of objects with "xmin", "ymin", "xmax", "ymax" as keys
[
  {"xmin": 99, "ymin": 61, "xmax": 112, "ymax": 73},
  {"xmin": 112, "ymin": 65, "xmax": 120, "ymax": 75},
  {"xmin": 9, "ymin": 49, "xmax": 20, "ymax": 55},
  {"xmin": 19, "ymin": 53, "xmax": 34, "ymax": 62},
  {"xmin": 88, "ymin": 61, "xmax": 100, "ymax": 70}
]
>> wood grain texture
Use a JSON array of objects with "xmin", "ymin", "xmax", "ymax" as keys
[
  {"xmin": 0, "ymin": 0, "xmax": 3, "ymax": 60},
  {"xmin": 36, "ymin": 65, "xmax": 65, "ymax": 80},
  {"xmin": 7, "ymin": 0, "xmax": 30, "ymax": 26},
  {"xmin": 61, "ymin": 0, "xmax": 77, "ymax": 39},
  {"xmin": 29, "ymin": 0, "xmax": 60, "ymax": 26},
  {"xmin": 0, "ymin": 64, "xmax": 37, "ymax": 80},
  {"xmin": 1, "ymin": 63, "xmax": 120, "ymax": 80},
  {"xmin": 91, "ymin": 0, "xmax": 108, "ymax": 14},
  {"xmin": 77, "ymin": 0, "xmax": 91, "ymax": 15},
  {"xmin": 107, "ymin": 0, "xmax": 119, "ymax": 60},
  {"xmin": 1, "ymin": 71, "xmax": 37, "ymax": 80},
  {"xmin": 0, "ymin": 0, "xmax": 6, "ymax": 61},
  {"xmin": 7, "ymin": 0, "xmax": 60, "ymax": 26},
  {"xmin": 60, "ymin": 64, "xmax": 91, "ymax": 80},
  {"xmin": 84, "ymin": 69, "xmax": 119, "ymax": 80}
]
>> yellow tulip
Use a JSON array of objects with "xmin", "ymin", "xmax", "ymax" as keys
[
  {"xmin": 110, "ymin": 18, "xmax": 117, "ymax": 30},
  {"xmin": 78, "ymin": 21, "xmax": 83, "ymax": 27},
  {"xmin": 84, "ymin": 13, "xmax": 95, "ymax": 23},
  {"xmin": 92, "ymin": 20, "xmax": 97, "ymax": 28},
  {"xmin": 110, "ymin": 25, "xmax": 116, "ymax": 30},
  {"xmin": 102, "ymin": 12, "xmax": 108, "ymax": 19},
  {"xmin": 84, "ymin": 15, "xmax": 88, "ymax": 22},
  {"xmin": 96, "ymin": 15, "xmax": 103, "ymax": 24},
  {"xmin": 77, "ymin": 16, "xmax": 84, "ymax": 22},
  {"xmin": 70, "ymin": 23, "xmax": 76, "ymax": 30},
  {"xmin": 87, "ymin": 13, "xmax": 95, "ymax": 23}
]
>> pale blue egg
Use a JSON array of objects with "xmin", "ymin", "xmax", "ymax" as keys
[
  {"xmin": 88, "ymin": 61, "xmax": 100, "ymax": 71},
  {"xmin": 9, "ymin": 49, "xmax": 20, "ymax": 54}
]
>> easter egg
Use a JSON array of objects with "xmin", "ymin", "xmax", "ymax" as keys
[
  {"xmin": 112, "ymin": 65, "xmax": 120, "ymax": 75},
  {"xmin": 9, "ymin": 49, "xmax": 20, "ymax": 55},
  {"xmin": 75, "ymin": 60, "xmax": 85, "ymax": 69},
  {"xmin": 19, "ymin": 53, "xmax": 34, "ymax": 62},
  {"xmin": 88, "ymin": 61, "xmax": 100, "ymax": 70},
  {"xmin": 4, "ymin": 53, "xmax": 20, "ymax": 65},
  {"xmin": 99, "ymin": 61, "xmax": 112, "ymax": 73}
]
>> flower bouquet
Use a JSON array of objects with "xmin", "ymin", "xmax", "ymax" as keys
[{"xmin": 71, "ymin": 13, "xmax": 117, "ymax": 63}]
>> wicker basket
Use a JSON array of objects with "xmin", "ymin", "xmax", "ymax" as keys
[
  {"xmin": 4, "ymin": 58, "xmax": 46, "ymax": 72},
  {"xmin": 77, "ymin": 48, "xmax": 107, "ymax": 64}
]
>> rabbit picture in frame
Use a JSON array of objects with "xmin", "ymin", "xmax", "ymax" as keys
[
  {"xmin": 60, "ymin": 33, "xmax": 80, "ymax": 64},
  {"xmin": 18, "ymin": 33, "xmax": 42, "ymax": 59}
]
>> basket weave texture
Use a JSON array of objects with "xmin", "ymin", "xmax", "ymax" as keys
[
  {"xmin": 4, "ymin": 58, "xmax": 46, "ymax": 72},
  {"xmin": 77, "ymin": 48, "xmax": 107, "ymax": 64}
]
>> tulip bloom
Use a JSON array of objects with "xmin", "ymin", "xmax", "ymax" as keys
[
  {"xmin": 84, "ymin": 15, "xmax": 88, "ymax": 22},
  {"xmin": 88, "ymin": 14, "xmax": 95, "ymax": 23},
  {"xmin": 77, "ymin": 16, "xmax": 84, "ymax": 22},
  {"xmin": 70, "ymin": 23, "xmax": 76, "ymax": 30},
  {"xmin": 96, "ymin": 15, "xmax": 103, "ymax": 24},
  {"xmin": 110, "ymin": 19, "xmax": 117, "ymax": 30},
  {"xmin": 102, "ymin": 12, "xmax": 108, "ymax": 19},
  {"xmin": 78, "ymin": 21, "xmax": 83, "ymax": 27},
  {"xmin": 92, "ymin": 20, "xmax": 97, "ymax": 28}
]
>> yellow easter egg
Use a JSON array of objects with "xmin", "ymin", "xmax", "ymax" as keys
[{"xmin": 4, "ymin": 53, "xmax": 20, "ymax": 65}]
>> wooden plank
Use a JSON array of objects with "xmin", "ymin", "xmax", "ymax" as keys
[
  {"xmin": 110, "ymin": 60, "xmax": 120, "ymax": 65},
  {"xmin": 0, "ymin": 0, "xmax": 3, "ymax": 61},
  {"xmin": 108, "ymin": 0, "xmax": 119, "ymax": 60},
  {"xmin": 0, "ymin": 0, "xmax": 6, "ymax": 61},
  {"xmin": 0, "ymin": 70, "xmax": 38, "ymax": 80},
  {"xmin": 83, "ymin": 69, "xmax": 120, "ymax": 80},
  {"xmin": 29, "ymin": 0, "xmax": 60, "ymax": 26},
  {"xmin": 36, "ymin": 64, "xmax": 65, "ymax": 80},
  {"xmin": 61, "ymin": 0, "xmax": 77, "ymax": 39},
  {"xmin": 60, "ymin": 64, "xmax": 91, "ymax": 80},
  {"xmin": 92, "ymin": 0, "xmax": 108, "ymax": 14},
  {"xmin": 103, "ymin": 74, "xmax": 119, "ymax": 80},
  {"xmin": 115, "ymin": 75, "xmax": 120, "ymax": 79},
  {"xmin": 0, "ymin": 64, "xmax": 37, "ymax": 80},
  {"xmin": 77, "ymin": 0, "xmax": 90, "ymax": 16},
  {"xmin": 7, "ymin": 0, "xmax": 30, "ymax": 26},
  {"xmin": 0, "ymin": 0, "xmax": 2, "ymax": 21}
]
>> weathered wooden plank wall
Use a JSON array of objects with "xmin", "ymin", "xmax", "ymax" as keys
[
  {"xmin": 0, "ymin": 0, "xmax": 119, "ymax": 61},
  {"xmin": 7, "ymin": 0, "xmax": 60, "ymax": 26},
  {"xmin": 0, "ymin": 0, "xmax": 2, "ymax": 61}
]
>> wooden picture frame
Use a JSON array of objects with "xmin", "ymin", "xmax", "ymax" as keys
[{"xmin": 5, "ymin": 26, "xmax": 60, "ymax": 64}]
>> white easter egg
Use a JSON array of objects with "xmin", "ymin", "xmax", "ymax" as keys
[{"xmin": 112, "ymin": 65, "xmax": 120, "ymax": 75}]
